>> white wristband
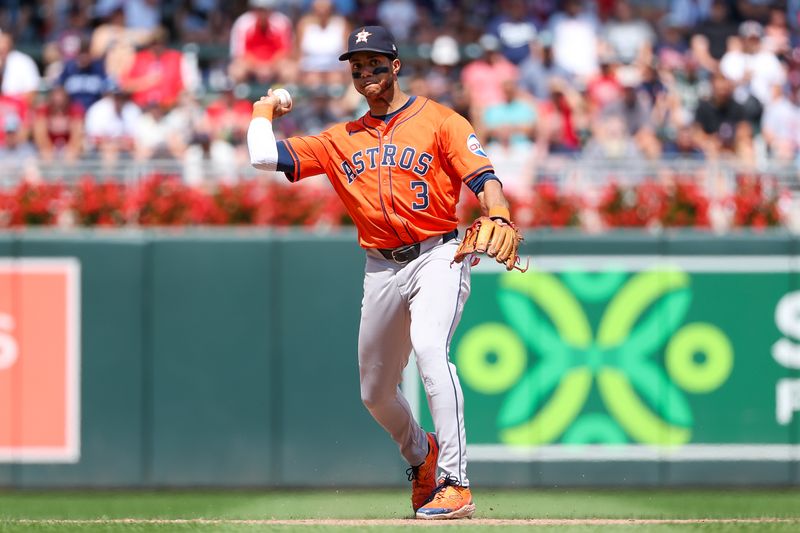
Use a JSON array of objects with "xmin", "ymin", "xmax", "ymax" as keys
[{"xmin": 247, "ymin": 117, "xmax": 278, "ymax": 171}]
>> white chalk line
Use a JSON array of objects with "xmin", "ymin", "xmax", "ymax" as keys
[{"xmin": 4, "ymin": 518, "xmax": 799, "ymax": 526}]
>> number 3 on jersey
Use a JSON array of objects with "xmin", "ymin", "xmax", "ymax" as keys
[{"xmin": 410, "ymin": 180, "xmax": 429, "ymax": 210}]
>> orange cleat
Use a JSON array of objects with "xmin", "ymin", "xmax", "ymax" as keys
[
  {"xmin": 406, "ymin": 432, "xmax": 439, "ymax": 512},
  {"xmin": 415, "ymin": 475, "xmax": 475, "ymax": 520}
]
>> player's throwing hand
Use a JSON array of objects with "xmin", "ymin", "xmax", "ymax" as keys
[{"xmin": 252, "ymin": 88, "xmax": 293, "ymax": 121}]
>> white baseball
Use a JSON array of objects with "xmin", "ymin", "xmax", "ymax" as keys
[{"xmin": 273, "ymin": 88, "xmax": 292, "ymax": 107}]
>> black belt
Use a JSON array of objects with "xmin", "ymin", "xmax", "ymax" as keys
[{"xmin": 378, "ymin": 229, "xmax": 458, "ymax": 264}]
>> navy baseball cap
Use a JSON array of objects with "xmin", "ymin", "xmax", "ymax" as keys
[{"xmin": 339, "ymin": 26, "xmax": 398, "ymax": 61}]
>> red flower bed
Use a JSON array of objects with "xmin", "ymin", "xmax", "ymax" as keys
[
  {"xmin": 456, "ymin": 184, "xmax": 578, "ymax": 228},
  {"xmin": 661, "ymin": 179, "xmax": 710, "ymax": 228},
  {"xmin": 206, "ymin": 181, "xmax": 265, "ymax": 225},
  {"xmin": 730, "ymin": 174, "xmax": 786, "ymax": 229},
  {"xmin": 529, "ymin": 181, "xmax": 582, "ymax": 227},
  {"xmin": 597, "ymin": 179, "xmax": 709, "ymax": 228},
  {"xmin": 260, "ymin": 181, "xmax": 333, "ymax": 227},
  {"xmin": 0, "ymin": 174, "xmax": 792, "ymax": 230},
  {"xmin": 0, "ymin": 181, "xmax": 65, "ymax": 227},
  {"xmin": 71, "ymin": 177, "xmax": 128, "ymax": 227},
  {"xmin": 131, "ymin": 174, "xmax": 209, "ymax": 226}
]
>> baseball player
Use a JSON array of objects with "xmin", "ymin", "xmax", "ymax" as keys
[{"xmin": 247, "ymin": 26, "xmax": 522, "ymax": 520}]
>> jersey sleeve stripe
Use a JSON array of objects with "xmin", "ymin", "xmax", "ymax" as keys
[
  {"xmin": 283, "ymin": 139, "xmax": 302, "ymax": 182},
  {"xmin": 462, "ymin": 165, "xmax": 494, "ymax": 184}
]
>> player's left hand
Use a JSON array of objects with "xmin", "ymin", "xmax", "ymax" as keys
[{"xmin": 452, "ymin": 216, "xmax": 527, "ymax": 272}]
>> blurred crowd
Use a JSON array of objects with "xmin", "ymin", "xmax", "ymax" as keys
[{"xmin": 1, "ymin": 0, "xmax": 800, "ymax": 193}]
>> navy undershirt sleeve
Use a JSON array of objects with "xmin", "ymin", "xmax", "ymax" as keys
[
  {"xmin": 276, "ymin": 140, "xmax": 296, "ymax": 182},
  {"xmin": 468, "ymin": 172, "xmax": 502, "ymax": 195}
]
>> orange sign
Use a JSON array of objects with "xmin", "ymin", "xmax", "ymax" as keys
[{"xmin": 0, "ymin": 259, "xmax": 80, "ymax": 463}]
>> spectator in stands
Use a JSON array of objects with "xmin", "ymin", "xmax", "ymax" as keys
[
  {"xmin": 132, "ymin": 102, "xmax": 189, "ymax": 161},
  {"xmin": 175, "ymin": 0, "xmax": 227, "ymax": 44},
  {"xmin": 585, "ymin": 55, "xmax": 624, "ymax": 116},
  {"xmin": 0, "ymin": 28, "xmax": 39, "ymax": 151},
  {"xmin": 654, "ymin": 14, "xmax": 689, "ymax": 70},
  {"xmin": 736, "ymin": 0, "xmax": 772, "ymax": 23},
  {"xmin": 183, "ymin": 91, "xmax": 241, "ymax": 185},
  {"xmin": 604, "ymin": 66, "xmax": 663, "ymax": 158},
  {"xmin": 582, "ymin": 113, "xmax": 643, "ymax": 160},
  {"xmin": 657, "ymin": 47, "xmax": 705, "ymax": 131},
  {"xmin": 665, "ymin": 0, "xmax": 713, "ymax": 30},
  {"xmin": 603, "ymin": 66, "xmax": 654, "ymax": 141},
  {"xmin": 57, "ymin": 38, "xmax": 109, "ymax": 112},
  {"xmin": 0, "ymin": 29, "xmax": 42, "ymax": 106},
  {"xmin": 296, "ymin": 0, "xmax": 349, "ymax": 88},
  {"xmin": 376, "ymin": 0, "xmax": 418, "ymax": 43},
  {"xmin": 720, "ymin": 20, "xmax": 786, "ymax": 107},
  {"xmin": 424, "ymin": 34, "xmax": 462, "ymax": 109},
  {"xmin": 33, "ymin": 85, "xmax": 85, "ymax": 162},
  {"xmin": 606, "ymin": 67, "xmax": 653, "ymax": 134},
  {"xmin": 483, "ymin": 79, "xmax": 538, "ymax": 147},
  {"xmin": 90, "ymin": 1, "xmax": 153, "ymax": 82},
  {"xmin": 484, "ymin": 123, "xmax": 536, "ymax": 199},
  {"xmin": 84, "ymin": 83, "xmax": 141, "ymax": 163},
  {"xmin": 119, "ymin": 26, "xmax": 197, "ymax": 109},
  {"xmin": 539, "ymin": 76, "xmax": 587, "ymax": 154},
  {"xmin": 690, "ymin": 0, "xmax": 738, "ymax": 74},
  {"xmin": 0, "ymin": 93, "xmax": 29, "ymax": 152},
  {"xmin": 124, "ymin": 0, "xmax": 161, "ymax": 32},
  {"xmin": 0, "ymin": 2, "xmax": 35, "ymax": 43},
  {"xmin": 693, "ymin": 72, "xmax": 760, "ymax": 158},
  {"xmin": 228, "ymin": 0, "xmax": 293, "ymax": 85},
  {"xmin": 789, "ymin": 0, "xmax": 800, "ymax": 31},
  {"xmin": 518, "ymin": 31, "xmax": 572, "ymax": 100},
  {"xmin": 41, "ymin": 4, "xmax": 94, "ymax": 85},
  {"xmin": 600, "ymin": 0, "xmax": 656, "ymax": 66},
  {"xmin": 662, "ymin": 123, "xmax": 705, "ymax": 159},
  {"xmin": 301, "ymin": 0, "xmax": 357, "ymax": 18},
  {"xmin": 460, "ymin": 34, "xmax": 518, "ymax": 124},
  {"xmin": 290, "ymin": 85, "xmax": 343, "ymax": 135},
  {"xmin": 486, "ymin": 0, "xmax": 538, "ymax": 65},
  {"xmin": 626, "ymin": 0, "xmax": 669, "ymax": 23},
  {"xmin": 204, "ymin": 80, "xmax": 253, "ymax": 148},
  {"xmin": 0, "ymin": 110, "xmax": 36, "ymax": 172},
  {"xmin": 547, "ymin": 0, "xmax": 600, "ymax": 82},
  {"xmin": 763, "ymin": 5, "xmax": 792, "ymax": 57},
  {"xmin": 482, "ymin": 78, "xmax": 539, "ymax": 196},
  {"xmin": 761, "ymin": 83, "xmax": 800, "ymax": 161}
]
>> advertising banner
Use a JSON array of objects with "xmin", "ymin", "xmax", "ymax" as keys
[
  {"xmin": 0, "ymin": 259, "xmax": 80, "ymax": 463},
  {"xmin": 405, "ymin": 256, "xmax": 800, "ymax": 462}
]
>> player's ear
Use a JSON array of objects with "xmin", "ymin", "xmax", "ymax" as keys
[{"xmin": 392, "ymin": 58, "xmax": 401, "ymax": 75}]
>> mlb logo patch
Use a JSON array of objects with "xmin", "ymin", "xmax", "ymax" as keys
[
  {"xmin": 0, "ymin": 259, "xmax": 81, "ymax": 463},
  {"xmin": 467, "ymin": 134, "xmax": 487, "ymax": 157}
]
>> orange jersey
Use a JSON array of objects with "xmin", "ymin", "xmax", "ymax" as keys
[{"xmin": 278, "ymin": 96, "xmax": 494, "ymax": 249}]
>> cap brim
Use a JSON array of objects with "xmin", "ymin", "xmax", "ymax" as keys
[{"xmin": 339, "ymin": 48, "xmax": 397, "ymax": 61}]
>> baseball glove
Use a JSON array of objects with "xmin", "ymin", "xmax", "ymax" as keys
[{"xmin": 452, "ymin": 216, "xmax": 527, "ymax": 272}]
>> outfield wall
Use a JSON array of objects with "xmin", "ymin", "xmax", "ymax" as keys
[{"xmin": 0, "ymin": 229, "xmax": 799, "ymax": 487}]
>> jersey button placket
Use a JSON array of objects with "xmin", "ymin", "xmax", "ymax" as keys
[{"xmin": 378, "ymin": 129, "xmax": 403, "ymax": 240}]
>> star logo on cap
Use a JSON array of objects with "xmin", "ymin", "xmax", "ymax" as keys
[{"xmin": 355, "ymin": 29, "xmax": 371, "ymax": 43}]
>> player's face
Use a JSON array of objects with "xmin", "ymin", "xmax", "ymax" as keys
[{"xmin": 349, "ymin": 52, "xmax": 396, "ymax": 98}]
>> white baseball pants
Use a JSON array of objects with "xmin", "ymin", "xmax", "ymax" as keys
[{"xmin": 358, "ymin": 235, "xmax": 471, "ymax": 486}]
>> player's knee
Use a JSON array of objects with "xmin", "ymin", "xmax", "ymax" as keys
[
  {"xmin": 360, "ymin": 388, "xmax": 388, "ymax": 411},
  {"xmin": 412, "ymin": 342, "xmax": 447, "ymax": 364},
  {"xmin": 416, "ymin": 361, "xmax": 460, "ymax": 396}
]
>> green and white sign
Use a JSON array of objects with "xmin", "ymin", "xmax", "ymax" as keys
[{"xmin": 404, "ymin": 256, "xmax": 800, "ymax": 461}]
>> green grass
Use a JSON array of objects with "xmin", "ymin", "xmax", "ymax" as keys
[{"xmin": 1, "ymin": 489, "xmax": 799, "ymax": 532}]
